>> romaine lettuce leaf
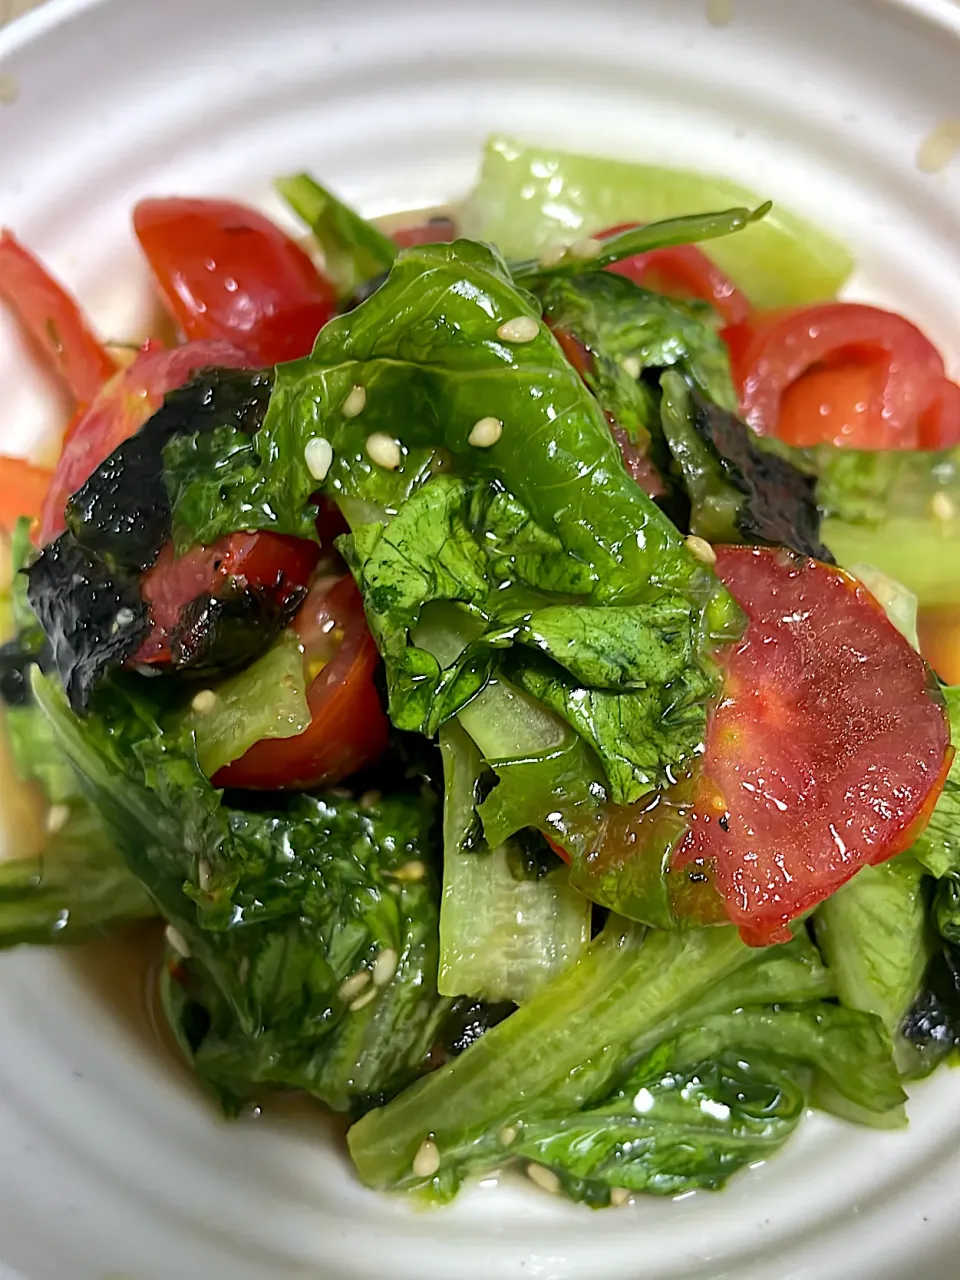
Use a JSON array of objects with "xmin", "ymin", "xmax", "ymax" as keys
[
  {"xmin": 32, "ymin": 670, "xmax": 449, "ymax": 1113},
  {"xmin": 461, "ymin": 136, "xmax": 853, "ymax": 307}
]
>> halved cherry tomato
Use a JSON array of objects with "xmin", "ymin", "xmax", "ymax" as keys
[
  {"xmin": 38, "ymin": 338, "xmax": 253, "ymax": 544},
  {"xmin": 674, "ymin": 546, "xmax": 951, "ymax": 945},
  {"xmin": 390, "ymin": 216, "xmax": 458, "ymax": 249},
  {"xmin": 723, "ymin": 303, "xmax": 960, "ymax": 449},
  {"xmin": 598, "ymin": 223, "xmax": 751, "ymax": 326},
  {"xmin": 917, "ymin": 606, "xmax": 960, "ymax": 686},
  {"xmin": 214, "ymin": 574, "xmax": 389, "ymax": 790},
  {"xmin": 133, "ymin": 198, "xmax": 338, "ymax": 365},
  {"xmin": 135, "ymin": 533, "xmax": 320, "ymax": 667},
  {"xmin": 0, "ymin": 230, "xmax": 117, "ymax": 406},
  {"xmin": 0, "ymin": 456, "xmax": 53, "ymax": 533}
]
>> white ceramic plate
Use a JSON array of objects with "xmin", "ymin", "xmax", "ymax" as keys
[{"xmin": 2, "ymin": 1, "xmax": 960, "ymax": 1277}]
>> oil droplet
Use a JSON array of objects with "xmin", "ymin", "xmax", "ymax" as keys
[
  {"xmin": 916, "ymin": 120, "xmax": 960, "ymax": 174},
  {"xmin": 0, "ymin": 75, "xmax": 19, "ymax": 105},
  {"xmin": 706, "ymin": 0, "xmax": 733, "ymax": 26}
]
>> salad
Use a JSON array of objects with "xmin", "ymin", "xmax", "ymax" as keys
[{"xmin": 1, "ymin": 135, "xmax": 959, "ymax": 1209}]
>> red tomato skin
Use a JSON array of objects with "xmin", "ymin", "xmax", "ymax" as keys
[
  {"xmin": 675, "ymin": 546, "xmax": 951, "ymax": 945},
  {"xmin": 0, "ymin": 230, "xmax": 117, "ymax": 405},
  {"xmin": 725, "ymin": 303, "xmax": 957, "ymax": 450},
  {"xmin": 133, "ymin": 198, "xmax": 337, "ymax": 365},
  {"xmin": 598, "ymin": 224, "xmax": 751, "ymax": 326},
  {"xmin": 135, "ymin": 532, "xmax": 320, "ymax": 666},
  {"xmin": 213, "ymin": 575, "xmax": 389, "ymax": 791},
  {"xmin": 38, "ymin": 339, "xmax": 253, "ymax": 545}
]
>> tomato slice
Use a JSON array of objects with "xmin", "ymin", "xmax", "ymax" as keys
[
  {"xmin": 724, "ymin": 303, "xmax": 959, "ymax": 449},
  {"xmin": 213, "ymin": 574, "xmax": 389, "ymax": 790},
  {"xmin": 598, "ymin": 223, "xmax": 751, "ymax": 326},
  {"xmin": 0, "ymin": 230, "xmax": 117, "ymax": 406},
  {"xmin": 38, "ymin": 338, "xmax": 253, "ymax": 545},
  {"xmin": 674, "ymin": 546, "xmax": 951, "ymax": 945},
  {"xmin": 0, "ymin": 456, "xmax": 53, "ymax": 533},
  {"xmin": 133, "ymin": 198, "xmax": 338, "ymax": 365},
  {"xmin": 135, "ymin": 532, "xmax": 320, "ymax": 667}
]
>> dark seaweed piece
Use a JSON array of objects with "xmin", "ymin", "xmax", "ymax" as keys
[
  {"xmin": 0, "ymin": 635, "xmax": 48, "ymax": 706},
  {"xmin": 65, "ymin": 367, "xmax": 273, "ymax": 570},
  {"xmin": 167, "ymin": 581, "xmax": 308, "ymax": 673},
  {"xmin": 440, "ymin": 998, "xmax": 516, "ymax": 1059},
  {"xmin": 26, "ymin": 534, "xmax": 148, "ymax": 711},
  {"xmin": 689, "ymin": 390, "xmax": 834, "ymax": 562},
  {"xmin": 899, "ymin": 943, "xmax": 960, "ymax": 1075}
]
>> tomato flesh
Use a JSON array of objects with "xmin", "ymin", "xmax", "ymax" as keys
[
  {"xmin": 38, "ymin": 339, "xmax": 253, "ymax": 545},
  {"xmin": 214, "ymin": 574, "xmax": 388, "ymax": 790},
  {"xmin": 134, "ymin": 198, "xmax": 338, "ymax": 365},
  {"xmin": 390, "ymin": 216, "xmax": 457, "ymax": 248},
  {"xmin": 724, "ymin": 303, "xmax": 960, "ymax": 450},
  {"xmin": 0, "ymin": 230, "xmax": 117, "ymax": 406},
  {"xmin": 675, "ymin": 546, "xmax": 950, "ymax": 945}
]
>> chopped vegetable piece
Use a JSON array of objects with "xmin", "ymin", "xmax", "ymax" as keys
[
  {"xmin": 0, "ymin": 229, "xmax": 117, "ymax": 405},
  {"xmin": 676, "ymin": 547, "xmax": 951, "ymax": 944},
  {"xmin": 0, "ymin": 456, "xmax": 51, "ymax": 533},
  {"xmin": 134, "ymin": 197, "xmax": 338, "ymax": 364}
]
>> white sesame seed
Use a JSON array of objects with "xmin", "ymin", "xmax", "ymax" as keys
[
  {"xmin": 304, "ymin": 436, "xmax": 334, "ymax": 482},
  {"xmin": 45, "ymin": 803, "xmax": 70, "ymax": 835},
  {"xmin": 191, "ymin": 689, "xmax": 218, "ymax": 715},
  {"xmin": 365, "ymin": 431, "xmax": 402, "ymax": 470},
  {"xmin": 468, "ymin": 417, "xmax": 503, "ymax": 448},
  {"xmin": 338, "ymin": 969, "xmax": 371, "ymax": 1003},
  {"xmin": 341, "ymin": 384, "xmax": 367, "ymax": 418},
  {"xmin": 412, "ymin": 1138, "xmax": 441, "ymax": 1178},
  {"xmin": 621, "ymin": 355, "xmax": 642, "ymax": 379},
  {"xmin": 496, "ymin": 315, "xmax": 540, "ymax": 344},
  {"xmin": 526, "ymin": 1163, "xmax": 562, "ymax": 1195},
  {"xmin": 932, "ymin": 491, "xmax": 955, "ymax": 522},
  {"xmin": 569, "ymin": 236, "xmax": 603, "ymax": 262},
  {"xmin": 499, "ymin": 1125, "xmax": 517, "ymax": 1147},
  {"xmin": 373, "ymin": 947, "xmax": 399, "ymax": 987},
  {"xmin": 610, "ymin": 1186, "xmax": 631, "ymax": 1207},
  {"xmin": 197, "ymin": 859, "xmax": 212, "ymax": 891},
  {"xmin": 349, "ymin": 986, "xmax": 379, "ymax": 1012},
  {"xmin": 538, "ymin": 243, "xmax": 569, "ymax": 269},
  {"xmin": 165, "ymin": 925, "xmax": 191, "ymax": 957},
  {"xmin": 685, "ymin": 535, "xmax": 717, "ymax": 566},
  {"xmin": 115, "ymin": 607, "xmax": 136, "ymax": 628},
  {"xmin": 388, "ymin": 859, "xmax": 427, "ymax": 882}
]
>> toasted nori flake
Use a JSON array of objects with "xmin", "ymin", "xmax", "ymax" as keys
[
  {"xmin": 26, "ymin": 533, "xmax": 149, "ymax": 711},
  {"xmin": 26, "ymin": 367, "xmax": 278, "ymax": 713},
  {"xmin": 689, "ymin": 390, "xmax": 834, "ymax": 563},
  {"xmin": 440, "ymin": 999, "xmax": 516, "ymax": 1059},
  {"xmin": 167, "ymin": 580, "xmax": 308, "ymax": 674},
  {"xmin": 65, "ymin": 367, "xmax": 273, "ymax": 570}
]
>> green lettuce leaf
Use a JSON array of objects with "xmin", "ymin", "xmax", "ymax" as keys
[
  {"xmin": 276, "ymin": 172, "xmax": 398, "ymax": 297},
  {"xmin": 462, "ymin": 136, "xmax": 853, "ymax": 307},
  {"xmin": 32, "ymin": 670, "xmax": 449, "ymax": 1113}
]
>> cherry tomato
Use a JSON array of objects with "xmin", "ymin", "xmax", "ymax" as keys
[
  {"xmin": 213, "ymin": 574, "xmax": 389, "ymax": 790},
  {"xmin": 133, "ymin": 198, "xmax": 338, "ymax": 365},
  {"xmin": 0, "ymin": 230, "xmax": 118, "ymax": 406},
  {"xmin": 598, "ymin": 223, "xmax": 751, "ymax": 326},
  {"xmin": 723, "ymin": 303, "xmax": 960, "ymax": 449},
  {"xmin": 38, "ymin": 338, "xmax": 253, "ymax": 544},
  {"xmin": 674, "ymin": 546, "xmax": 951, "ymax": 945},
  {"xmin": 134, "ymin": 532, "xmax": 321, "ymax": 666},
  {"xmin": 0, "ymin": 456, "xmax": 53, "ymax": 533}
]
